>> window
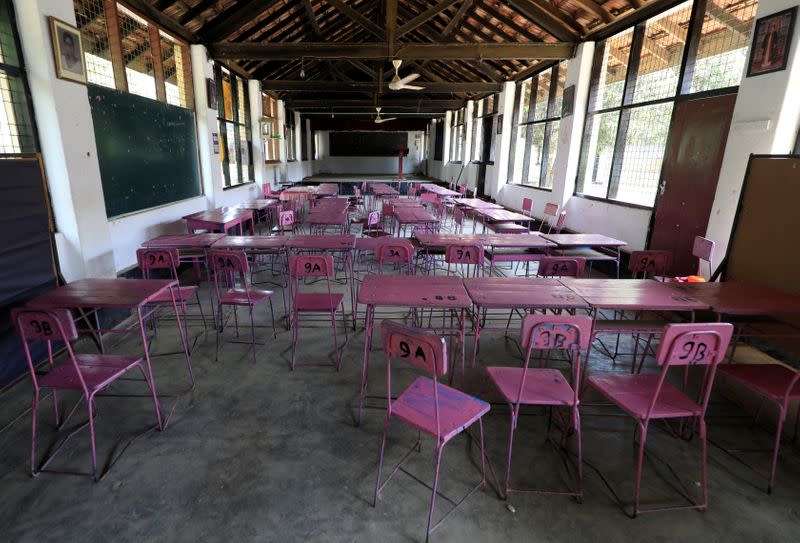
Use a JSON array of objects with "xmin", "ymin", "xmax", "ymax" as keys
[
  {"xmin": 262, "ymin": 93, "xmax": 280, "ymax": 162},
  {"xmin": 576, "ymin": 0, "xmax": 758, "ymax": 207},
  {"xmin": 449, "ymin": 109, "xmax": 465, "ymax": 162},
  {"xmin": 433, "ymin": 119, "xmax": 444, "ymax": 161},
  {"xmin": 285, "ymin": 110, "xmax": 296, "ymax": 161},
  {"xmin": 73, "ymin": 0, "xmax": 193, "ymax": 108},
  {"xmin": 0, "ymin": 0, "xmax": 36, "ymax": 154},
  {"xmin": 216, "ymin": 65, "xmax": 252, "ymax": 187},
  {"xmin": 508, "ymin": 63, "xmax": 566, "ymax": 189},
  {"xmin": 471, "ymin": 94, "xmax": 497, "ymax": 163}
]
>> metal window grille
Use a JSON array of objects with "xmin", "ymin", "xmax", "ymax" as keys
[
  {"xmin": 74, "ymin": 0, "xmax": 115, "ymax": 88},
  {"xmin": 0, "ymin": 1, "xmax": 36, "ymax": 154}
]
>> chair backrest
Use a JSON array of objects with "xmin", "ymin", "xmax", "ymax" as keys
[
  {"xmin": 522, "ymin": 197, "xmax": 533, "ymax": 215},
  {"xmin": 376, "ymin": 242, "xmax": 414, "ymax": 273},
  {"xmin": 361, "ymin": 181, "xmax": 367, "ymax": 192},
  {"xmin": 381, "ymin": 202, "xmax": 394, "ymax": 218},
  {"xmin": 458, "ymin": 184, "xmax": 467, "ymax": 195},
  {"xmin": 649, "ymin": 322, "xmax": 733, "ymax": 419},
  {"xmin": 445, "ymin": 244, "xmax": 484, "ymax": 277},
  {"xmin": 382, "ymin": 320, "xmax": 447, "ymax": 377},
  {"xmin": 539, "ymin": 203, "xmax": 559, "ymax": 232},
  {"xmin": 693, "ymin": 236, "xmax": 715, "ymax": 278},
  {"xmin": 453, "ymin": 206, "xmax": 464, "ymax": 231},
  {"xmin": 13, "ymin": 308, "xmax": 85, "ymax": 392},
  {"xmin": 537, "ymin": 257, "xmax": 585, "ymax": 278},
  {"xmin": 629, "ymin": 250, "xmax": 671, "ymax": 279},
  {"xmin": 354, "ymin": 186, "xmax": 362, "ymax": 198},
  {"xmin": 553, "ymin": 211, "xmax": 567, "ymax": 234},
  {"xmin": 290, "ymin": 254, "xmax": 334, "ymax": 278},
  {"xmin": 262, "ymin": 184, "xmax": 272, "ymax": 198},
  {"xmin": 137, "ymin": 248, "xmax": 180, "ymax": 280},
  {"xmin": 208, "ymin": 250, "xmax": 250, "ymax": 297},
  {"xmin": 367, "ymin": 210, "xmax": 381, "ymax": 228},
  {"xmin": 516, "ymin": 314, "xmax": 593, "ymax": 407},
  {"xmin": 279, "ymin": 209, "xmax": 295, "ymax": 228}
]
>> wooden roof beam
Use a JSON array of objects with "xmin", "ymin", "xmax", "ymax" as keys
[
  {"xmin": 261, "ymin": 80, "xmax": 503, "ymax": 92},
  {"xmin": 209, "ymin": 42, "xmax": 576, "ymax": 60},
  {"xmin": 302, "ymin": 0, "xmax": 323, "ymax": 39},
  {"xmin": 396, "ymin": 0, "xmax": 461, "ymax": 38},
  {"xmin": 442, "ymin": 0, "xmax": 474, "ymax": 39},
  {"xmin": 199, "ymin": 0, "xmax": 279, "ymax": 42},
  {"xmin": 326, "ymin": 0, "xmax": 385, "ymax": 40},
  {"xmin": 506, "ymin": 0, "xmax": 583, "ymax": 41}
]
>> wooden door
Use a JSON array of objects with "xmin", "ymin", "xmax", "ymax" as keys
[
  {"xmin": 476, "ymin": 116, "xmax": 494, "ymax": 197},
  {"xmin": 649, "ymin": 93, "xmax": 736, "ymax": 276}
]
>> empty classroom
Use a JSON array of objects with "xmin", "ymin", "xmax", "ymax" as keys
[{"xmin": 2, "ymin": 1, "xmax": 800, "ymax": 541}]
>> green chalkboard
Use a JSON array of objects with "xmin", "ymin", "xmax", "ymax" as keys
[{"xmin": 89, "ymin": 85, "xmax": 202, "ymax": 218}]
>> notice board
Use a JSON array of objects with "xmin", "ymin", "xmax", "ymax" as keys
[
  {"xmin": 0, "ymin": 158, "xmax": 58, "ymax": 388},
  {"xmin": 89, "ymin": 85, "xmax": 202, "ymax": 218},
  {"xmin": 329, "ymin": 131, "xmax": 407, "ymax": 156},
  {"xmin": 724, "ymin": 155, "xmax": 800, "ymax": 293}
]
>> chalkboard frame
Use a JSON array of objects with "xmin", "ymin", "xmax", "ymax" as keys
[{"xmin": 329, "ymin": 131, "xmax": 408, "ymax": 157}]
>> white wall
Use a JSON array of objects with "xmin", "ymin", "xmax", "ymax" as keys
[
  {"xmin": 705, "ymin": 0, "xmax": 800, "ymax": 269},
  {"xmin": 312, "ymin": 131, "xmax": 424, "ymax": 175}
]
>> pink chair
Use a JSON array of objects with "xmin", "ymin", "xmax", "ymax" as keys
[
  {"xmin": 553, "ymin": 210, "xmax": 567, "ymax": 234},
  {"xmin": 420, "ymin": 192, "xmax": 437, "ymax": 207},
  {"xmin": 208, "ymin": 250, "xmax": 276, "ymax": 364},
  {"xmin": 589, "ymin": 322, "xmax": 733, "ymax": 516},
  {"xmin": 629, "ymin": 250, "xmax": 671, "ymax": 280},
  {"xmin": 376, "ymin": 241, "xmax": 414, "ymax": 274},
  {"xmin": 373, "ymin": 320, "xmax": 489, "ymax": 542},
  {"xmin": 445, "ymin": 244, "xmax": 485, "ymax": 277},
  {"xmin": 137, "ymin": 248, "xmax": 207, "ymax": 339},
  {"xmin": 539, "ymin": 203, "xmax": 559, "ymax": 233},
  {"xmin": 453, "ymin": 206, "xmax": 465, "ymax": 234},
  {"xmin": 715, "ymin": 359, "xmax": 800, "ymax": 493},
  {"xmin": 272, "ymin": 207, "xmax": 296, "ymax": 235},
  {"xmin": 536, "ymin": 256, "xmax": 586, "ymax": 278},
  {"xmin": 262, "ymin": 184, "xmax": 280, "ymax": 199},
  {"xmin": 363, "ymin": 210, "xmax": 391, "ymax": 238},
  {"xmin": 521, "ymin": 197, "xmax": 534, "ymax": 217},
  {"xmin": 487, "ymin": 314, "xmax": 592, "ymax": 499},
  {"xmin": 13, "ymin": 308, "xmax": 161, "ymax": 481},
  {"xmin": 289, "ymin": 255, "xmax": 347, "ymax": 371},
  {"xmin": 458, "ymin": 183, "xmax": 468, "ymax": 196},
  {"xmin": 692, "ymin": 236, "xmax": 715, "ymax": 279}
]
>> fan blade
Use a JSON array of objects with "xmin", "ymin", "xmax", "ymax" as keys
[
  {"xmin": 402, "ymin": 84, "xmax": 425, "ymax": 91},
  {"xmin": 398, "ymin": 73, "xmax": 420, "ymax": 85},
  {"xmin": 374, "ymin": 116, "xmax": 397, "ymax": 123}
]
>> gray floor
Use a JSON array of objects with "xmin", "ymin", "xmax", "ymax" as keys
[{"xmin": 1, "ymin": 269, "xmax": 799, "ymax": 542}]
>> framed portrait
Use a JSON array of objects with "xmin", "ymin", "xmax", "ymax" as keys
[
  {"xmin": 496, "ymin": 113, "xmax": 503, "ymax": 134},
  {"xmin": 747, "ymin": 7, "xmax": 797, "ymax": 77},
  {"xmin": 562, "ymin": 85, "xmax": 575, "ymax": 118},
  {"xmin": 206, "ymin": 78, "xmax": 218, "ymax": 110},
  {"xmin": 49, "ymin": 17, "xmax": 87, "ymax": 84}
]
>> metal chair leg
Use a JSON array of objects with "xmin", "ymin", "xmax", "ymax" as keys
[{"xmin": 426, "ymin": 445, "xmax": 444, "ymax": 543}]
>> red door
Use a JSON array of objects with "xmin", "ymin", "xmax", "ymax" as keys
[{"xmin": 649, "ymin": 93, "xmax": 737, "ymax": 276}]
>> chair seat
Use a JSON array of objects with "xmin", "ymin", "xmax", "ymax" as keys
[
  {"xmin": 148, "ymin": 285, "xmax": 198, "ymax": 304},
  {"xmin": 364, "ymin": 231, "xmax": 392, "ymax": 238},
  {"xmin": 39, "ymin": 354, "xmax": 141, "ymax": 392},
  {"xmin": 295, "ymin": 292, "xmax": 344, "ymax": 312},
  {"xmin": 219, "ymin": 288, "xmax": 274, "ymax": 306},
  {"xmin": 718, "ymin": 364, "xmax": 800, "ymax": 401},
  {"xmin": 486, "ymin": 367, "xmax": 575, "ymax": 406},
  {"xmin": 589, "ymin": 374, "xmax": 702, "ymax": 419},
  {"xmin": 392, "ymin": 376, "xmax": 489, "ymax": 442}
]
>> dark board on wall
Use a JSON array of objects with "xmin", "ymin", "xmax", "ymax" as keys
[
  {"xmin": 89, "ymin": 85, "xmax": 202, "ymax": 218},
  {"xmin": 329, "ymin": 131, "xmax": 407, "ymax": 156},
  {"xmin": 0, "ymin": 158, "xmax": 58, "ymax": 388}
]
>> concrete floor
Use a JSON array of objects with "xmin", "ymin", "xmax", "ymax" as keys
[{"xmin": 1, "ymin": 269, "xmax": 800, "ymax": 542}]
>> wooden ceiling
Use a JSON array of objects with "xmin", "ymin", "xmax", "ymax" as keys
[{"xmin": 131, "ymin": 0, "xmax": 683, "ymax": 114}]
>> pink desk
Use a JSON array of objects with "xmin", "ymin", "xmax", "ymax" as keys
[
  {"xmin": 143, "ymin": 233, "xmax": 225, "ymax": 250},
  {"xmin": 306, "ymin": 211, "xmax": 348, "ymax": 234},
  {"xmin": 234, "ymin": 199, "xmax": 279, "ymax": 229},
  {"xmin": 316, "ymin": 183, "xmax": 339, "ymax": 197},
  {"xmin": 27, "ymin": 278, "xmax": 192, "ymax": 430},
  {"xmin": 184, "ymin": 209, "xmax": 254, "ymax": 235},
  {"xmin": 452, "ymin": 198, "xmax": 503, "ymax": 209},
  {"xmin": 420, "ymin": 183, "xmax": 460, "ymax": 197},
  {"xmin": 393, "ymin": 206, "xmax": 439, "ymax": 236},
  {"xmin": 472, "ymin": 208, "xmax": 536, "ymax": 231},
  {"xmin": 541, "ymin": 234, "xmax": 627, "ymax": 278},
  {"xmin": 464, "ymin": 277, "xmax": 589, "ymax": 367},
  {"xmin": 356, "ymin": 275, "xmax": 471, "ymax": 424}
]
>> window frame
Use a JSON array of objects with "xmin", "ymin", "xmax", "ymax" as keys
[
  {"xmin": 470, "ymin": 94, "xmax": 498, "ymax": 164},
  {"xmin": 215, "ymin": 64, "xmax": 253, "ymax": 188},
  {"xmin": 261, "ymin": 92, "xmax": 280, "ymax": 164},
  {"xmin": 449, "ymin": 108, "xmax": 465, "ymax": 164},
  {"xmin": 574, "ymin": 0, "xmax": 755, "ymax": 207},
  {"xmin": 285, "ymin": 110, "xmax": 297, "ymax": 162},
  {"xmin": 0, "ymin": 0, "xmax": 39, "ymax": 157},
  {"xmin": 508, "ymin": 63, "xmax": 564, "ymax": 190},
  {"xmin": 74, "ymin": 1, "xmax": 194, "ymax": 109}
]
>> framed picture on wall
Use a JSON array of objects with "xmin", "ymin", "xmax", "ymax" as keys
[
  {"xmin": 48, "ymin": 17, "xmax": 87, "ymax": 84},
  {"xmin": 496, "ymin": 114, "xmax": 503, "ymax": 134},
  {"xmin": 206, "ymin": 78, "xmax": 218, "ymax": 109},
  {"xmin": 747, "ymin": 7, "xmax": 797, "ymax": 77}
]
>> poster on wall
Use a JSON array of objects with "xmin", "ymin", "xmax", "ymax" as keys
[{"xmin": 747, "ymin": 7, "xmax": 797, "ymax": 77}]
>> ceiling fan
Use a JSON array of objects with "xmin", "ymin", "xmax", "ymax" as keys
[
  {"xmin": 388, "ymin": 60, "xmax": 424, "ymax": 91},
  {"xmin": 374, "ymin": 107, "xmax": 396, "ymax": 124}
]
